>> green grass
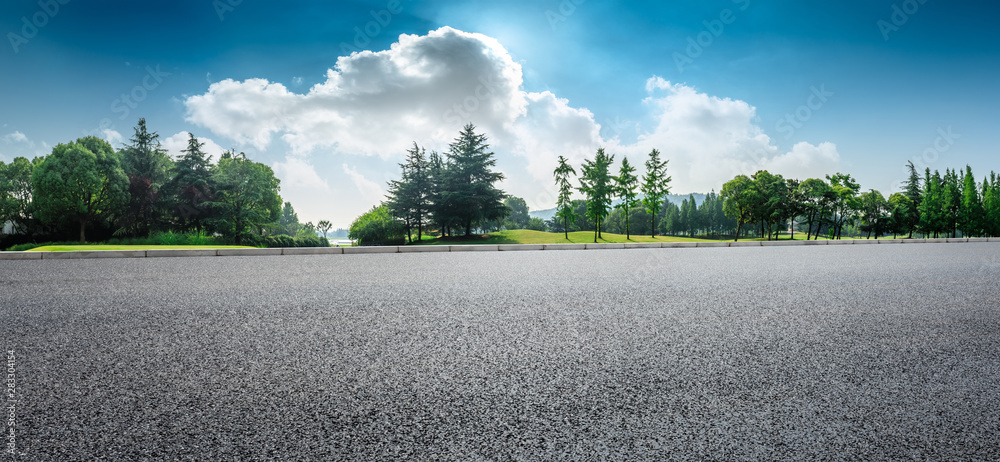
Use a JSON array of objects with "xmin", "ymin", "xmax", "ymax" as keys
[
  {"xmin": 26, "ymin": 245, "xmax": 253, "ymax": 252},
  {"xmin": 411, "ymin": 230, "xmax": 713, "ymax": 245}
]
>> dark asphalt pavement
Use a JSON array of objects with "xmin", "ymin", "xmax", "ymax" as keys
[{"xmin": 2, "ymin": 244, "xmax": 1000, "ymax": 460}]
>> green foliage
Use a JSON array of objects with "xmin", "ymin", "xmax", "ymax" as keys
[
  {"xmin": 578, "ymin": 148, "xmax": 615, "ymax": 242},
  {"xmin": 118, "ymin": 118, "xmax": 173, "ymax": 237},
  {"xmin": 349, "ymin": 204, "xmax": 405, "ymax": 246},
  {"xmin": 32, "ymin": 137, "xmax": 129, "ymax": 242},
  {"xmin": 251, "ymin": 234, "xmax": 330, "ymax": 248},
  {"xmin": 317, "ymin": 220, "xmax": 333, "ymax": 238},
  {"xmin": 206, "ymin": 151, "xmax": 282, "ymax": 245},
  {"xmin": 503, "ymin": 196, "xmax": 530, "ymax": 230},
  {"xmin": 0, "ymin": 157, "xmax": 35, "ymax": 235},
  {"xmin": 164, "ymin": 132, "xmax": 214, "ymax": 233},
  {"xmin": 439, "ymin": 124, "xmax": 507, "ymax": 236},
  {"xmin": 387, "ymin": 143, "xmax": 432, "ymax": 242},
  {"xmin": 526, "ymin": 217, "xmax": 547, "ymax": 231},
  {"xmin": 613, "ymin": 156, "xmax": 640, "ymax": 239},
  {"xmin": 721, "ymin": 174, "xmax": 754, "ymax": 241},
  {"xmin": 641, "ymin": 148, "xmax": 672, "ymax": 237},
  {"xmin": 553, "ymin": 155, "xmax": 577, "ymax": 239},
  {"xmin": 858, "ymin": 189, "xmax": 889, "ymax": 238},
  {"xmin": 280, "ymin": 202, "xmax": 301, "ymax": 235}
]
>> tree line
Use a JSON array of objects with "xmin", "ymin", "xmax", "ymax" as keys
[
  {"xmin": 0, "ymin": 119, "xmax": 330, "ymax": 247},
  {"xmin": 361, "ymin": 125, "xmax": 1000, "ymax": 243}
]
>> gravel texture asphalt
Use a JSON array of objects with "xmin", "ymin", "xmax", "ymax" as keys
[{"xmin": 2, "ymin": 243, "xmax": 1000, "ymax": 461}]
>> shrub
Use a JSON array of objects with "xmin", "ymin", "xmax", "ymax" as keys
[{"xmin": 349, "ymin": 205, "xmax": 405, "ymax": 246}]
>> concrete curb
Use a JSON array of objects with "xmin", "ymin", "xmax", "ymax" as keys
[
  {"xmin": 3, "ymin": 238, "xmax": 998, "ymax": 261},
  {"xmin": 146, "ymin": 249, "xmax": 219, "ymax": 258},
  {"xmin": 217, "ymin": 248, "xmax": 282, "ymax": 257},
  {"xmin": 344, "ymin": 246, "xmax": 399, "ymax": 254},
  {"xmin": 449, "ymin": 245, "xmax": 500, "ymax": 252}
]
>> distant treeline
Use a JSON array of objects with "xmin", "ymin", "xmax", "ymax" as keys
[{"xmin": 0, "ymin": 118, "xmax": 333, "ymax": 248}]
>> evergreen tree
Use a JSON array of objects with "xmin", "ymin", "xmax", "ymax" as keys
[
  {"xmin": 984, "ymin": 173, "xmax": 1000, "ymax": 237},
  {"xmin": 165, "ymin": 133, "xmax": 214, "ymax": 232},
  {"xmin": 553, "ymin": 155, "xmax": 577, "ymax": 240},
  {"xmin": 386, "ymin": 143, "xmax": 431, "ymax": 243},
  {"xmin": 959, "ymin": 166, "xmax": 983, "ymax": 237},
  {"xmin": 279, "ymin": 202, "xmax": 300, "ymax": 235},
  {"xmin": 640, "ymin": 148, "xmax": 671, "ymax": 237},
  {"xmin": 942, "ymin": 168, "xmax": 961, "ymax": 238},
  {"xmin": 902, "ymin": 161, "xmax": 923, "ymax": 238},
  {"xmin": 919, "ymin": 169, "xmax": 944, "ymax": 237},
  {"xmin": 119, "ymin": 118, "xmax": 173, "ymax": 237},
  {"xmin": 440, "ymin": 124, "xmax": 507, "ymax": 236},
  {"xmin": 613, "ymin": 156, "xmax": 639, "ymax": 239},
  {"xmin": 578, "ymin": 148, "xmax": 615, "ymax": 243},
  {"xmin": 887, "ymin": 192, "xmax": 912, "ymax": 239}
]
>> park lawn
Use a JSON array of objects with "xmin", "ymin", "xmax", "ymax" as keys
[
  {"xmin": 27, "ymin": 245, "xmax": 254, "ymax": 251},
  {"xmin": 412, "ymin": 230, "xmax": 712, "ymax": 245}
]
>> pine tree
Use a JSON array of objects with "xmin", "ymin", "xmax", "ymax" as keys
[
  {"xmin": 441, "ymin": 124, "xmax": 507, "ymax": 236},
  {"xmin": 166, "ymin": 133, "xmax": 214, "ymax": 232},
  {"xmin": 553, "ymin": 155, "xmax": 577, "ymax": 240},
  {"xmin": 902, "ymin": 161, "xmax": 922, "ymax": 238},
  {"xmin": 613, "ymin": 157, "xmax": 639, "ymax": 239},
  {"xmin": 578, "ymin": 148, "xmax": 615, "ymax": 243},
  {"xmin": 959, "ymin": 166, "xmax": 983, "ymax": 237},
  {"xmin": 386, "ymin": 143, "xmax": 431, "ymax": 243},
  {"xmin": 119, "ymin": 118, "xmax": 173, "ymax": 237},
  {"xmin": 641, "ymin": 148, "xmax": 671, "ymax": 237}
]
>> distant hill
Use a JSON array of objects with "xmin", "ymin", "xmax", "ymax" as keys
[{"xmin": 529, "ymin": 193, "xmax": 709, "ymax": 221}]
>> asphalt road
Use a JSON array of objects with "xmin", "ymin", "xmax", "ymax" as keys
[{"xmin": 2, "ymin": 244, "xmax": 999, "ymax": 460}]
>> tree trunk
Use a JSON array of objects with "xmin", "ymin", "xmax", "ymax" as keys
[
  {"xmin": 734, "ymin": 221, "xmax": 741, "ymax": 242},
  {"xmin": 79, "ymin": 218, "xmax": 87, "ymax": 243}
]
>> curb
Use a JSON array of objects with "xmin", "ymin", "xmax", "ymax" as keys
[{"xmin": 2, "ymin": 238, "xmax": 997, "ymax": 261}]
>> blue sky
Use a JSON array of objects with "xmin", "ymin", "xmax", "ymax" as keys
[{"xmin": 1, "ymin": 0, "xmax": 997, "ymax": 227}]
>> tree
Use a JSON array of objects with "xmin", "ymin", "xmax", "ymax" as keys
[
  {"xmin": 858, "ymin": 189, "xmax": 889, "ymax": 239},
  {"xmin": 526, "ymin": 217, "xmax": 547, "ymax": 231},
  {"xmin": 32, "ymin": 137, "xmax": 128, "ymax": 242},
  {"xmin": 439, "ymin": 124, "xmax": 507, "ymax": 236},
  {"xmin": 919, "ymin": 169, "xmax": 944, "ymax": 238},
  {"xmin": 942, "ymin": 168, "xmax": 961, "ymax": 238},
  {"xmin": 207, "ymin": 151, "xmax": 282, "ymax": 245},
  {"xmin": 721, "ymin": 175, "xmax": 754, "ymax": 241},
  {"xmin": 279, "ymin": 202, "xmax": 300, "ymax": 235},
  {"xmin": 165, "ymin": 133, "xmax": 214, "ymax": 233},
  {"xmin": 887, "ymin": 192, "xmax": 912, "ymax": 239},
  {"xmin": 641, "ymin": 148, "xmax": 671, "ymax": 237},
  {"xmin": 613, "ymin": 156, "xmax": 640, "ymax": 239},
  {"xmin": 349, "ymin": 204, "xmax": 405, "ymax": 246},
  {"xmin": 902, "ymin": 161, "xmax": 922, "ymax": 238},
  {"xmin": 826, "ymin": 172, "xmax": 860, "ymax": 239},
  {"xmin": 0, "ymin": 157, "xmax": 35, "ymax": 235},
  {"xmin": 386, "ymin": 143, "xmax": 432, "ymax": 243},
  {"xmin": 984, "ymin": 173, "xmax": 1000, "ymax": 237},
  {"xmin": 317, "ymin": 220, "xmax": 333, "ymax": 238},
  {"xmin": 553, "ymin": 155, "xmax": 577, "ymax": 240},
  {"xmin": 503, "ymin": 196, "xmax": 530, "ymax": 230},
  {"xmin": 119, "ymin": 118, "xmax": 172, "ymax": 237},
  {"xmin": 959, "ymin": 165, "xmax": 983, "ymax": 237},
  {"xmin": 578, "ymin": 148, "xmax": 615, "ymax": 243}
]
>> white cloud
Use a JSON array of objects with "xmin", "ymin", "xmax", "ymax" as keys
[
  {"xmin": 1, "ymin": 131, "xmax": 49, "ymax": 159},
  {"xmin": 102, "ymin": 129, "xmax": 125, "ymax": 147},
  {"xmin": 162, "ymin": 131, "xmax": 226, "ymax": 162},
  {"xmin": 184, "ymin": 27, "xmax": 842, "ymax": 224},
  {"xmin": 3, "ymin": 131, "xmax": 29, "ymax": 144},
  {"xmin": 274, "ymin": 157, "xmax": 331, "ymax": 193},
  {"xmin": 342, "ymin": 164, "xmax": 384, "ymax": 204}
]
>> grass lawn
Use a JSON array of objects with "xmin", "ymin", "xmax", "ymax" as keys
[
  {"xmin": 411, "ymin": 230, "xmax": 712, "ymax": 245},
  {"xmin": 26, "ymin": 245, "xmax": 254, "ymax": 252}
]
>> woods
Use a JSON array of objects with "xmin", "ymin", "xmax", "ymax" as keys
[{"xmin": 0, "ymin": 118, "xmax": 325, "ymax": 248}]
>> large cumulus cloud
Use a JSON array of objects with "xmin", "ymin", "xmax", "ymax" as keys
[{"xmin": 185, "ymin": 26, "xmax": 841, "ymax": 222}]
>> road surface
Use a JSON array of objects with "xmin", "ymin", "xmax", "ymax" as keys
[{"xmin": 2, "ymin": 244, "xmax": 999, "ymax": 460}]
